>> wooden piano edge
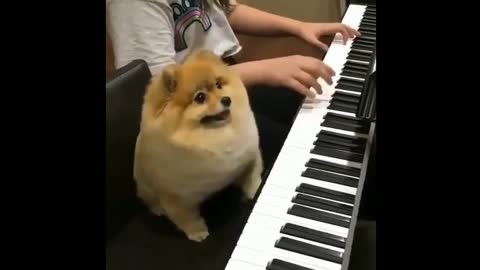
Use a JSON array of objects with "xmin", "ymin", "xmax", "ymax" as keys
[{"xmin": 341, "ymin": 121, "xmax": 376, "ymax": 270}]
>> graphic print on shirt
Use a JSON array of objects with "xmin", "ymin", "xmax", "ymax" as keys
[{"xmin": 171, "ymin": 0, "xmax": 212, "ymax": 52}]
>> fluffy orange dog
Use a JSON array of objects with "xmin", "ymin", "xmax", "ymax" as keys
[{"xmin": 133, "ymin": 50, "xmax": 263, "ymax": 242}]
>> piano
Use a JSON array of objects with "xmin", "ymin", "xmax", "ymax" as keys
[{"xmin": 224, "ymin": 3, "xmax": 376, "ymax": 270}]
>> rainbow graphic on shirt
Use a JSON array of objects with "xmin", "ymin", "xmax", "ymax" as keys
[{"xmin": 171, "ymin": 0, "xmax": 212, "ymax": 52}]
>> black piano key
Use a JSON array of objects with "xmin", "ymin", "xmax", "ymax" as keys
[
  {"xmin": 288, "ymin": 204, "xmax": 351, "ymax": 228},
  {"xmin": 350, "ymin": 49, "xmax": 373, "ymax": 56},
  {"xmin": 314, "ymin": 140, "xmax": 363, "ymax": 154},
  {"xmin": 353, "ymin": 38, "xmax": 375, "ymax": 47},
  {"xmin": 359, "ymin": 29, "xmax": 376, "ymax": 36},
  {"xmin": 345, "ymin": 58, "xmax": 370, "ymax": 67},
  {"xmin": 275, "ymin": 237, "xmax": 343, "ymax": 264},
  {"xmin": 330, "ymin": 98, "xmax": 359, "ymax": 108},
  {"xmin": 364, "ymin": 10, "xmax": 376, "ymax": 16},
  {"xmin": 321, "ymin": 113, "xmax": 370, "ymax": 133},
  {"xmin": 351, "ymin": 43, "xmax": 374, "ymax": 51},
  {"xmin": 358, "ymin": 25, "xmax": 377, "ymax": 32},
  {"xmin": 359, "ymin": 21, "xmax": 376, "ymax": 28},
  {"xmin": 358, "ymin": 28, "xmax": 375, "ymax": 35},
  {"xmin": 342, "ymin": 64, "xmax": 369, "ymax": 74},
  {"xmin": 347, "ymin": 53, "xmax": 372, "ymax": 62},
  {"xmin": 348, "ymin": 49, "xmax": 373, "ymax": 57},
  {"xmin": 328, "ymin": 101, "xmax": 358, "ymax": 113},
  {"xmin": 343, "ymin": 61, "xmax": 370, "ymax": 73},
  {"xmin": 316, "ymin": 130, "xmax": 367, "ymax": 148},
  {"xmin": 336, "ymin": 79, "xmax": 365, "ymax": 91},
  {"xmin": 329, "ymin": 96, "xmax": 360, "ymax": 109},
  {"xmin": 305, "ymin": 158, "xmax": 361, "ymax": 177},
  {"xmin": 315, "ymin": 130, "xmax": 366, "ymax": 153},
  {"xmin": 340, "ymin": 70, "xmax": 367, "ymax": 79},
  {"xmin": 293, "ymin": 193, "xmax": 353, "ymax": 215},
  {"xmin": 321, "ymin": 120, "xmax": 369, "ymax": 133},
  {"xmin": 335, "ymin": 83, "xmax": 363, "ymax": 93},
  {"xmin": 363, "ymin": 14, "xmax": 376, "ymax": 20},
  {"xmin": 342, "ymin": 65, "xmax": 370, "ymax": 75},
  {"xmin": 361, "ymin": 18, "xmax": 376, "ymax": 24},
  {"xmin": 355, "ymin": 35, "xmax": 376, "ymax": 42},
  {"xmin": 297, "ymin": 183, "xmax": 355, "ymax": 204},
  {"xmin": 281, "ymin": 223, "xmax": 347, "ymax": 249},
  {"xmin": 336, "ymin": 77, "xmax": 365, "ymax": 88},
  {"xmin": 311, "ymin": 146, "xmax": 364, "ymax": 163},
  {"xmin": 324, "ymin": 112, "xmax": 369, "ymax": 126},
  {"xmin": 359, "ymin": 23, "xmax": 376, "ymax": 29},
  {"xmin": 302, "ymin": 168, "xmax": 358, "ymax": 187},
  {"xmin": 359, "ymin": 32, "xmax": 376, "ymax": 39},
  {"xmin": 267, "ymin": 259, "xmax": 315, "ymax": 270},
  {"xmin": 332, "ymin": 92, "xmax": 361, "ymax": 104},
  {"xmin": 323, "ymin": 113, "xmax": 369, "ymax": 130}
]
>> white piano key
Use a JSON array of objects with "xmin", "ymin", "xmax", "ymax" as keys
[
  {"xmin": 231, "ymin": 246, "xmax": 328, "ymax": 270},
  {"xmin": 267, "ymin": 146, "xmax": 361, "ymax": 182},
  {"xmin": 245, "ymin": 213, "xmax": 347, "ymax": 243},
  {"xmin": 260, "ymin": 184, "xmax": 354, "ymax": 207},
  {"xmin": 236, "ymin": 227, "xmax": 343, "ymax": 270},
  {"xmin": 251, "ymin": 202, "xmax": 349, "ymax": 237},
  {"xmin": 232, "ymin": 242, "xmax": 340, "ymax": 270},
  {"xmin": 224, "ymin": 259, "xmax": 265, "ymax": 270},
  {"xmin": 241, "ymin": 220, "xmax": 345, "ymax": 254},
  {"xmin": 256, "ymin": 193, "xmax": 352, "ymax": 219}
]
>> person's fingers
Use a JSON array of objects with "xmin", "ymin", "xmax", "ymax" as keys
[
  {"xmin": 311, "ymin": 37, "xmax": 329, "ymax": 52},
  {"xmin": 340, "ymin": 28, "xmax": 349, "ymax": 44},
  {"xmin": 350, "ymin": 26, "xmax": 361, "ymax": 37},
  {"xmin": 286, "ymin": 78, "xmax": 316, "ymax": 98},
  {"xmin": 298, "ymin": 58, "xmax": 335, "ymax": 85},
  {"xmin": 300, "ymin": 59, "xmax": 335, "ymax": 84},
  {"xmin": 294, "ymin": 70, "xmax": 323, "ymax": 95}
]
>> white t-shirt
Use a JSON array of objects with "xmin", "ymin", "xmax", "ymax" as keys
[{"xmin": 107, "ymin": 0, "xmax": 242, "ymax": 75}]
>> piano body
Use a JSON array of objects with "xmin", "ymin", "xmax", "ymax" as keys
[{"xmin": 224, "ymin": 3, "xmax": 376, "ymax": 270}]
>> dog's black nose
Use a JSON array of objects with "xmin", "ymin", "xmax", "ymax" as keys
[{"xmin": 221, "ymin": 96, "xmax": 231, "ymax": 107}]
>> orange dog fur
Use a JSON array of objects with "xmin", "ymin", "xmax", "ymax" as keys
[{"xmin": 133, "ymin": 49, "xmax": 263, "ymax": 242}]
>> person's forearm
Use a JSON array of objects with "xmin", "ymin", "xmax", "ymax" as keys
[
  {"xmin": 228, "ymin": 4, "xmax": 302, "ymax": 37},
  {"xmin": 229, "ymin": 61, "xmax": 264, "ymax": 88}
]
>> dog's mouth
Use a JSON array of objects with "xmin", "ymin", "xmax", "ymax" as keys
[{"xmin": 200, "ymin": 109, "xmax": 231, "ymax": 125}]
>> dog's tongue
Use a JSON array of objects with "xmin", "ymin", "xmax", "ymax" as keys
[
  {"xmin": 201, "ymin": 110, "xmax": 230, "ymax": 124},
  {"xmin": 215, "ymin": 110, "xmax": 230, "ymax": 120}
]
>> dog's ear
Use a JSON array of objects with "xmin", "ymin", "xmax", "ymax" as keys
[
  {"xmin": 186, "ymin": 49, "xmax": 224, "ymax": 66},
  {"xmin": 161, "ymin": 64, "xmax": 180, "ymax": 94}
]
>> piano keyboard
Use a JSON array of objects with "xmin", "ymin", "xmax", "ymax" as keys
[{"xmin": 225, "ymin": 4, "xmax": 376, "ymax": 270}]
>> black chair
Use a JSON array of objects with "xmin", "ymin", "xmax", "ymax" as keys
[
  {"xmin": 106, "ymin": 60, "xmax": 252, "ymax": 270},
  {"xmin": 106, "ymin": 60, "xmax": 151, "ymax": 243}
]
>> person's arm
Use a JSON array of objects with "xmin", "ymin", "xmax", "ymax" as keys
[
  {"xmin": 227, "ymin": 2, "xmax": 360, "ymax": 50},
  {"xmin": 229, "ymin": 55, "xmax": 335, "ymax": 98},
  {"xmin": 227, "ymin": 3, "xmax": 302, "ymax": 37}
]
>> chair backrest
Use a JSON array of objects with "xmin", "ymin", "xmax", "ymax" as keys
[{"xmin": 106, "ymin": 60, "xmax": 151, "ymax": 243}]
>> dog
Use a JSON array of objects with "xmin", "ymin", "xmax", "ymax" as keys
[{"xmin": 133, "ymin": 49, "xmax": 263, "ymax": 242}]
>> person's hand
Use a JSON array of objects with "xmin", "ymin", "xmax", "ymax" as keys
[
  {"xmin": 296, "ymin": 22, "xmax": 361, "ymax": 51},
  {"xmin": 255, "ymin": 55, "xmax": 335, "ymax": 98}
]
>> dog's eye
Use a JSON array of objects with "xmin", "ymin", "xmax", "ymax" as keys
[
  {"xmin": 194, "ymin": 92, "xmax": 207, "ymax": 104},
  {"xmin": 215, "ymin": 78, "xmax": 223, "ymax": 89}
]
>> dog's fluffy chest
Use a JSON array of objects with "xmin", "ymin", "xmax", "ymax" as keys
[{"xmin": 137, "ymin": 119, "xmax": 259, "ymax": 202}]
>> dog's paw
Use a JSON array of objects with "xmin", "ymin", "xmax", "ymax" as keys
[
  {"xmin": 187, "ymin": 230, "xmax": 210, "ymax": 242},
  {"xmin": 150, "ymin": 205, "xmax": 164, "ymax": 216},
  {"xmin": 243, "ymin": 174, "xmax": 262, "ymax": 200},
  {"xmin": 184, "ymin": 218, "xmax": 210, "ymax": 242}
]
